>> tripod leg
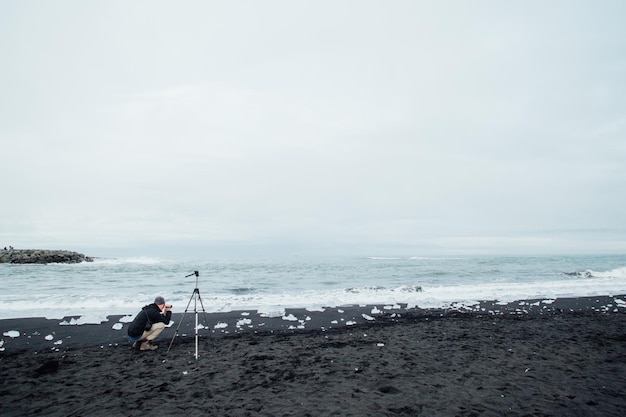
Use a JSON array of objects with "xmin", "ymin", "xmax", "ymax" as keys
[
  {"xmin": 194, "ymin": 291, "xmax": 214, "ymax": 351},
  {"xmin": 196, "ymin": 293, "xmax": 212, "ymax": 330},
  {"xmin": 167, "ymin": 289, "xmax": 197, "ymax": 353}
]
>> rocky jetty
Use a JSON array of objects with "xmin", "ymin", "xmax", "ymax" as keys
[{"xmin": 0, "ymin": 249, "xmax": 93, "ymax": 264}]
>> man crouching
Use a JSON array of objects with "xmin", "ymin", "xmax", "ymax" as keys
[{"xmin": 127, "ymin": 296, "xmax": 172, "ymax": 351}]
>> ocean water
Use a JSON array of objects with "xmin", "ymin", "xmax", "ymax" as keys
[{"xmin": 1, "ymin": 254, "xmax": 625, "ymax": 323}]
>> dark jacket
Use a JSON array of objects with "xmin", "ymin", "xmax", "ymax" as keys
[{"xmin": 127, "ymin": 303, "xmax": 172, "ymax": 338}]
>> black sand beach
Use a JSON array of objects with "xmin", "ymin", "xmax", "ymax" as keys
[{"xmin": 1, "ymin": 296, "xmax": 625, "ymax": 416}]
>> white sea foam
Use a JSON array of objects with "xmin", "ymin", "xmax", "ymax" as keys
[
  {"xmin": 589, "ymin": 266, "xmax": 626, "ymax": 279},
  {"xmin": 90, "ymin": 257, "xmax": 165, "ymax": 266}
]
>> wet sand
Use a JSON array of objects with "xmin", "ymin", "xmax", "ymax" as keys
[{"xmin": 1, "ymin": 296, "xmax": 625, "ymax": 416}]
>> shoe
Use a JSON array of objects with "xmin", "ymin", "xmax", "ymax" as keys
[{"xmin": 140, "ymin": 341, "xmax": 158, "ymax": 351}]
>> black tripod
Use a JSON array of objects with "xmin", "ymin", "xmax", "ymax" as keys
[{"xmin": 167, "ymin": 271, "xmax": 210, "ymax": 360}]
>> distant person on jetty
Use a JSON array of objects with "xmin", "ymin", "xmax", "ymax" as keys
[{"xmin": 127, "ymin": 296, "xmax": 172, "ymax": 351}]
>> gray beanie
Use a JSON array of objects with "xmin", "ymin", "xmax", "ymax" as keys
[{"xmin": 154, "ymin": 296, "xmax": 166, "ymax": 305}]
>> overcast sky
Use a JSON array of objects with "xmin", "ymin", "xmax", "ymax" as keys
[{"xmin": 1, "ymin": 1, "xmax": 625, "ymax": 257}]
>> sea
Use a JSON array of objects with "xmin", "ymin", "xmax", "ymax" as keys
[{"xmin": 2, "ymin": 254, "xmax": 625, "ymax": 324}]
